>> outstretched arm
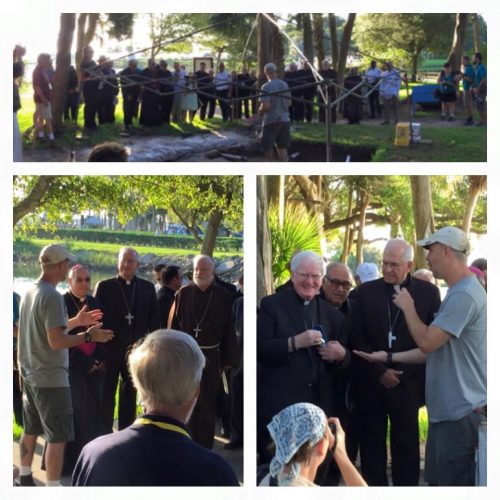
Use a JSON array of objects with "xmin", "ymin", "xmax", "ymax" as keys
[{"xmin": 353, "ymin": 348, "xmax": 427, "ymax": 364}]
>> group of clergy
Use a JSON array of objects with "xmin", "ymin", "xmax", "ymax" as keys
[{"xmin": 44, "ymin": 247, "xmax": 241, "ymax": 474}]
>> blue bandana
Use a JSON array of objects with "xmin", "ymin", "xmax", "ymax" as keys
[{"xmin": 268, "ymin": 403, "xmax": 327, "ymax": 486}]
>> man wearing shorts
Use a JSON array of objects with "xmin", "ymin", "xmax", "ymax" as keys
[
  {"xmin": 17, "ymin": 244, "xmax": 113, "ymax": 486},
  {"xmin": 258, "ymin": 62, "xmax": 291, "ymax": 161},
  {"xmin": 32, "ymin": 53, "xmax": 55, "ymax": 143}
]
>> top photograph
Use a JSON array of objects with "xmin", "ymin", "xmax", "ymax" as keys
[{"xmin": 12, "ymin": 13, "xmax": 487, "ymax": 162}]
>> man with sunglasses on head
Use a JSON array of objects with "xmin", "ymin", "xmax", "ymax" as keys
[
  {"xmin": 350, "ymin": 239, "xmax": 441, "ymax": 486},
  {"xmin": 257, "ymin": 251, "xmax": 349, "ymax": 484}
]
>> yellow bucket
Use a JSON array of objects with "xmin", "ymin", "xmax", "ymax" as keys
[{"xmin": 394, "ymin": 122, "xmax": 411, "ymax": 147}]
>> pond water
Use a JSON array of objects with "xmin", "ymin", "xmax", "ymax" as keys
[{"xmin": 13, "ymin": 262, "xmax": 154, "ymax": 298}]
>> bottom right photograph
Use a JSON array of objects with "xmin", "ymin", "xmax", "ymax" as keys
[{"xmin": 256, "ymin": 175, "xmax": 487, "ymax": 487}]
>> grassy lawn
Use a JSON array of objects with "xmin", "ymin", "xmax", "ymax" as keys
[
  {"xmin": 14, "ymin": 236, "xmax": 243, "ymax": 269},
  {"xmin": 17, "ymin": 89, "xmax": 232, "ymax": 152},
  {"xmin": 292, "ymin": 115, "xmax": 486, "ymax": 162}
]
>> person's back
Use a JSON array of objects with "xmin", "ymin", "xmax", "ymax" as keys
[
  {"xmin": 261, "ymin": 78, "xmax": 290, "ymax": 126},
  {"xmin": 72, "ymin": 413, "xmax": 239, "ymax": 486}
]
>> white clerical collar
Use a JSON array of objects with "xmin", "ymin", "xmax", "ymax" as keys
[{"xmin": 304, "ymin": 300, "xmax": 311, "ymax": 306}]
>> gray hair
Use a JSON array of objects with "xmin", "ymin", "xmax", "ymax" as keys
[
  {"xmin": 128, "ymin": 330, "xmax": 205, "ymax": 410},
  {"xmin": 193, "ymin": 254, "xmax": 214, "ymax": 270},
  {"xmin": 264, "ymin": 62, "xmax": 277, "ymax": 73},
  {"xmin": 291, "ymin": 251, "xmax": 325, "ymax": 274},
  {"xmin": 118, "ymin": 246, "xmax": 139, "ymax": 261},
  {"xmin": 384, "ymin": 239, "xmax": 414, "ymax": 262},
  {"xmin": 413, "ymin": 268, "xmax": 433, "ymax": 280},
  {"xmin": 325, "ymin": 262, "xmax": 353, "ymax": 280}
]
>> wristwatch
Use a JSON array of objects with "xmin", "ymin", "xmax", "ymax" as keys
[{"xmin": 84, "ymin": 330, "xmax": 93, "ymax": 343}]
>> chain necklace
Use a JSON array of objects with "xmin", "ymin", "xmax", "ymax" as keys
[
  {"xmin": 191, "ymin": 287, "xmax": 214, "ymax": 339},
  {"xmin": 68, "ymin": 291, "xmax": 88, "ymax": 312},
  {"xmin": 387, "ymin": 300, "xmax": 400, "ymax": 350},
  {"xmin": 118, "ymin": 278, "xmax": 136, "ymax": 326}
]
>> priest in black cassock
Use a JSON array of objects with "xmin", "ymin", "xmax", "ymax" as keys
[
  {"xmin": 95, "ymin": 247, "xmax": 160, "ymax": 433},
  {"xmin": 257, "ymin": 250, "xmax": 349, "ymax": 482},
  {"xmin": 139, "ymin": 58, "xmax": 161, "ymax": 127},
  {"xmin": 62, "ymin": 265, "xmax": 107, "ymax": 474},
  {"xmin": 168, "ymin": 255, "xmax": 235, "ymax": 449},
  {"xmin": 156, "ymin": 265, "xmax": 183, "ymax": 328}
]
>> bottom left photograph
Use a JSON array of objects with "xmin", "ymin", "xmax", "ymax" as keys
[{"xmin": 12, "ymin": 175, "xmax": 243, "ymax": 486}]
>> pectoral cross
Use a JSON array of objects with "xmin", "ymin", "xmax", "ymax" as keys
[
  {"xmin": 125, "ymin": 312, "xmax": 134, "ymax": 325},
  {"xmin": 388, "ymin": 330, "xmax": 397, "ymax": 349},
  {"xmin": 194, "ymin": 325, "xmax": 202, "ymax": 338}
]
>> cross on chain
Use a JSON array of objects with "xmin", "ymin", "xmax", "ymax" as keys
[
  {"xmin": 194, "ymin": 325, "xmax": 202, "ymax": 338},
  {"xmin": 388, "ymin": 330, "xmax": 397, "ymax": 349},
  {"xmin": 125, "ymin": 312, "xmax": 134, "ymax": 326}
]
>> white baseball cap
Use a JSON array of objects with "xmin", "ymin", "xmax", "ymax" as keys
[
  {"xmin": 417, "ymin": 226, "xmax": 469, "ymax": 255},
  {"xmin": 355, "ymin": 262, "xmax": 379, "ymax": 283},
  {"xmin": 39, "ymin": 244, "xmax": 76, "ymax": 265}
]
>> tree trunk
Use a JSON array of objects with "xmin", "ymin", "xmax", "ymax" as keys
[
  {"xmin": 257, "ymin": 14, "xmax": 274, "ymax": 85},
  {"xmin": 312, "ymin": 14, "xmax": 325, "ymax": 68},
  {"xmin": 355, "ymin": 190, "xmax": 370, "ymax": 266},
  {"xmin": 302, "ymin": 14, "xmax": 314, "ymax": 64},
  {"xmin": 52, "ymin": 14, "xmax": 76, "ymax": 130},
  {"xmin": 328, "ymin": 14, "xmax": 339, "ymax": 68},
  {"xmin": 257, "ymin": 176, "xmax": 274, "ymax": 303},
  {"xmin": 200, "ymin": 210, "xmax": 223, "ymax": 257},
  {"xmin": 272, "ymin": 19, "xmax": 285, "ymax": 77},
  {"xmin": 14, "ymin": 176, "xmax": 56, "ymax": 226},
  {"xmin": 337, "ymin": 14, "xmax": 356, "ymax": 84},
  {"xmin": 410, "ymin": 176, "xmax": 434, "ymax": 270},
  {"xmin": 169, "ymin": 205, "xmax": 203, "ymax": 245},
  {"xmin": 411, "ymin": 52, "xmax": 419, "ymax": 83},
  {"xmin": 463, "ymin": 176, "xmax": 486, "ymax": 236},
  {"xmin": 471, "ymin": 14, "xmax": 482, "ymax": 53},
  {"xmin": 75, "ymin": 13, "xmax": 99, "ymax": 79},
  {"xmin": 447, "ymin": 13, "xmax": 468, "ymax": 72},
  {"xmin": 339, "ymin": 185, "xmax": 353, "ymax": 263}
]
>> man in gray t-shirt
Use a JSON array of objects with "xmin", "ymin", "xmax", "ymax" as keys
[
  {"xmin": 16, "ymin": 244, "xmax": 113, "ymax": 487},
  {"xmin": 258, "ymin": 62, "xmax": 291, "ymax": 161},
  {"xmin": 354, "ymin": 227, "xmax": 486, "ymax": 486}
]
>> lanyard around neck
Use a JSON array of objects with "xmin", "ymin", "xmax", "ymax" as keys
[{"xmin": 134, "ymin": 417, "xmax": 191, "ymax": 439}]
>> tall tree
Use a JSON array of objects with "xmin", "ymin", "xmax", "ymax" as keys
[
  {"xmin": 462, "ymin": 176, "xmax": 487, "ymax": 236},
  {"xmin": 52, "ymin": 14, "xmax": 76, "ymax": 129},
  {"xmin": 300, "ymin": 14, "xmax": 314, "ymax": 63},
  {"xmin": 447, "ymin": 13, "xmax": 469, "ymax": 72},
  {"xmin": 257, "ymin": 176, "xmax": 274, "ymax": 303},
  {"xmin": 75, "ymin": 13, "xmax": 100, "ymax": 76},
  {"xmin": 328, "ymin": 14, "xmax": 339, "ymax": 68},
  {"xmin": 410, "ymin": 176, "xmax": 434, "ymax": 269},
  {"xmin": 471, "ymin": 14, "xmax": 482, "ymax": 53},
  {"xmin": 337, "ymin": 14, "xmax": 356, "ymax": 82},
  {"xmin": 312, "ymin": 14, "xmax": 325, "ymax": 68}
]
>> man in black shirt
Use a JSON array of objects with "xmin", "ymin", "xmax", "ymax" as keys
[
  {"xmin": 157, "ymin": 265, "xmax": 183, "ymax": 328},
  {"xmin": 80, "ymin": 46, "xmax": 100, "ymax": 130},
  {"xmin": 119, "ymin": 59, "xmax": 142, "ymax": 130}
]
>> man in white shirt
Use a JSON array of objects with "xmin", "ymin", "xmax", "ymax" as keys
[
  {"xmin": 366, "ymin": 61, "xmax": 382, "ymax": 119},
  {"xmin": 214, "ymin": 62, "xmax": 232, "ymax": 121},
  {"xmin": 380, "ymin": 61, "xmax": 402, "ymax": 124}
]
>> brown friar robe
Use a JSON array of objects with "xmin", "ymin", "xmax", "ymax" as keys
[{"xmin": 169, "ymin": 281, "xmax": 235, "ymax": 449}]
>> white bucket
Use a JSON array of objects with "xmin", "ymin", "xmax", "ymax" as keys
[{"xmin": 411, "ymin": 123, "xmax": 421, "ymax": 142}]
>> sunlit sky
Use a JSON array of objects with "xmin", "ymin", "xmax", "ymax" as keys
[{"xmin": 11, "ymin": 13, "xmax": 487, "ymax": 63}]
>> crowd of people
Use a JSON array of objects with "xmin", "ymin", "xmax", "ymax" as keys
[
  {"xmin": 257, "ymin": 228, "xmax": 486, "ymax": 487},
  {"xmin": 14, "ymin": 245, "xmax": 243, "ymax": 486}
]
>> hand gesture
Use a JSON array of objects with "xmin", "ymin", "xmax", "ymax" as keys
[
  {"xmin": 327, "ymin": 417, "xmax": 346, "ymax": 457},
  {"xmin": 392, "ymin": 287, "xmax": 414, "ymax": 312},
  {"xmin": 353, "ymin": 350, "xmax": 388, "ymax": 363},
  {"xmin": 318, "ymin": 341, "xmax": 346, "ymax": 362},
  {"xmin": 379, "ymin": 368, "xmax": 404, "ymax": 389},
  {"xmin": 86, "ymin": 323, "xmax": 114, "ymax": 343},
  {"xmin": 294, "ymin": 329, "xmax": 323, "ymax": 349},
  {"xmin": 75, "ymin": 305, "xmax": 103, "ymax": 327}
]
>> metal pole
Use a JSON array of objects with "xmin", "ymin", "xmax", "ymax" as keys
[
  {"xmin": 405, "ymin": 73, "xmax": 413, "ymax": 145},
  {"xmin": 325, "ymin": 82, "xmax": 332, "ymax": 162}
]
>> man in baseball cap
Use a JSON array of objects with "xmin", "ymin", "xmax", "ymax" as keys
[
  {"xmin": 354, "ymin": 226, "xmax": 486, "ymax": 486},
  {"xmin": 16, "ymin": 244, "xmax": 113, "ymax": 486}
]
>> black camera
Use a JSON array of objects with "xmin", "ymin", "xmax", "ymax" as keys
[{"xmin": 329, "ymin": 422, "xmax": 338, "ymax": 454}]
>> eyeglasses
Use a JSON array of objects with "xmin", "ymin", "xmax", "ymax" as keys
[
  {"xmin": 75, "ymin": 277, "xmax": 91, "ymax": 283},
  {"xmin": 324, "ymin": 276, "xmax": 352, "ymax": 290},
  {"xmin": 382, "ymin": 261, "xmax": 403, "ymax": 270},
  {"xmin": 295, "ymin": 272, "xmax": 323, "ymax": 282}
]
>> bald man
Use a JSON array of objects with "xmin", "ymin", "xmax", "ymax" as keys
[
  {"xmin": 350, "ymin": 239, "xmax": 441, "ymax": 486},
  {"xmin": 169, "ymin": 255, "xmax": 235, "ymax": 449},
  {"xmin": 95, "ymin": 247, "xmax": 159, "ymax": 432}
]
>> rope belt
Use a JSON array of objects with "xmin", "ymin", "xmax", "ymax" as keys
[{"xmin": 199, "ymin": 343, "xmax": 221, "ymax": 350}]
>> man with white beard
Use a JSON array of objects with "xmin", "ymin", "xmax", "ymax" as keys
[
  {"xmin": 168, "ymin": 255, "xmax": 235, "ymax": 449},
  {"xmin": 72, "ymin": 330, "xmax": 239, "ymax": 486}
]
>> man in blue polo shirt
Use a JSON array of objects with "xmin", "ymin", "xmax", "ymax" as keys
[
  {"xmin": 460, "ymin": 55, "xmax": 475, "ymax": 125},
  {"xmin": 472, "ymin": 52, "xmax": 487, "ymax": 126},
  {"xmin": 72, "ymin": 330, "xmax": 239, "ymax": 486}
]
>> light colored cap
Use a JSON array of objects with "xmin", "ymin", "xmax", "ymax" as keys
[
  {"xmin": 355, "ymin": 262, "xmax": 379, "ymax": 283},
  {"xmin": 39, "ymin": 244, "xmax": 76, "ymax": 265},
  {"xmin": 417, "ymin": 226, "xmax": 469, "ymax": 255}
]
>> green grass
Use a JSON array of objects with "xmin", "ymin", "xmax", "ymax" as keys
[
  {"xmin": 14, "ymin": 236, "xmax": 242, "ymax": 267},
  {"xmin": 17, "ymin": 90, "xmax": 233, "ymax": 151},
  {"xmin": 292, "ymin": 112, "xmax": 486, "ymax": 162}
]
